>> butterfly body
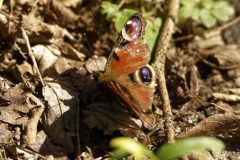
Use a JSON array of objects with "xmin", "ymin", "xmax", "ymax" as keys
[{"xmin": 100, "ymin": 12, "xmax": 156, "ymax": 129}]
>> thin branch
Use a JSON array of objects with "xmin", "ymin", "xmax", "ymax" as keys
[
  {"xmin": 20, "ymin": 27, "xmax": 44, "ymax": 86},
  {"xmin": 154, "ymin": 0, "xmax": 180, "ymax": 143}
]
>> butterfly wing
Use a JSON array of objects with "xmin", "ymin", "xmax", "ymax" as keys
[{"xmin": 100, "ymin": 12, "xmax": 156, "ymax": 129}]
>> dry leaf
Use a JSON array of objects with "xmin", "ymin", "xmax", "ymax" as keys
[
  {"xmin": 59, "ymin": 42, "xmax": 86, "ymax": 61},
  {"xmin": 60, "ymin": 0, "xmax": 83, "ymax": 8},
  {"xmin": 213, "ymin": 93, "xmax": 240, "ymax": 102},
  {"xmin": 32, "ymin": 45, "xmax": 60, "ymax": 76},
  {"xmin": 21, "ymin": 93, "xmax": 45, "ymax": 148},
  {"xmin": 83, "ymin": 102, "xmax": 149, "ymax": 143},
  {"xmin": 0, "ymin": 83, "xmax": 32, "ymax": 125},
  {"xmin": 212, "ymin": 45, "xmax": 240, "ymax": 66},
  {"xmin": 80, "ymin": 146, "xmax": 95, "ymax": 160},
  {"xmin": 85, "ymin": 56, "xmax": 107, "ymax": 73},
  {"xmin": 41, "ymin": 0, "xmax": 80, "ymax": 29},
  {"xmin": 42, "ymin": 81, "xmax": 79, "ymax": 153},
  {"xmin": 13, "ymin": 61, "xmax": 37, "ymax": 91},
  {"xmin": 0, "ymin": 52, "xmax": 17, "ymax": 73},
  {"xmin": 0, "ymin": 123, "xmax": 14, "ymax": 143},
  {"xmin": 179, "ymin": 112, "xmax": 240, "ymax": 138},
  {"xmin": 194, "ymin": 30, "xmax": 224, "ymax": 49},
  {"xmin": 225, "ymin": 88, "xmax": 240, "ymax": 95},
  {"xmin": 28, "ymin": 130, "xmax": 67, "ymax": 159},
  {"xmin": 0, "ymin": 82, "xmax": 45, "ymax": 149}
]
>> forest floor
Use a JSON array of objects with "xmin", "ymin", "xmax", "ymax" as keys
[{"xmin": 0, "ymin": 0, "xmax": 240, "ymax": 159}]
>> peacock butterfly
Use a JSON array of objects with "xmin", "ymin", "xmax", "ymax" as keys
[{"xmin": 100, "ymin": 12, "xmax": 156, "ymax": 130}]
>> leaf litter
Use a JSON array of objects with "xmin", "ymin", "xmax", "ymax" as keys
[{"xmin": 0, "ymin": 0, "xmax": 240, "ymax": 159}]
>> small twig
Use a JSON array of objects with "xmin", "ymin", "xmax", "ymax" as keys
[
  {"xmin": 117, "ymin": 0, "xmax": 126, "ymax": 10},
  {"xmin": 173, "ymin": 34, "xmax": 194, "ymax": 42},
  {"xmin": 0, "ymin": 10, "xmax": 20, "ymax": 24},
  {"xmin": 201, "ymin": 58, "xmax": 240, "ymax": 70},
  {"xmin": 211, "ymin": 103, "xmax": 240, "ymax": 115},
  {"xmin": 154, "ymin": 0, "xmax": 179, "ymax": 143},
  {"xmin": 213, "ymin": 15, "xmax": 240, "ymax": 32},
  {"xmin": 84, "ymin": 33, "xmax": 100, "ymax": 71},
  {"xmin": 31, "ymin": 0, "xmax": 40, "ymax": 11},
  {"xmin": 17, "ymin": 147, "xmax": 49, "ymax": 159},
  {"xmin": 20, "ymin": 27, "xmax": 44, "ymax": 86}
]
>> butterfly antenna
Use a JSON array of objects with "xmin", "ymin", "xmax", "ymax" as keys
[{"xmin": 84, "ymin": 33, "xmax": 100, "ymax": 71}]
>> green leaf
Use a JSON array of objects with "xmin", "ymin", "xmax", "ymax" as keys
[
  {"xmin": 180, "ymin": 0, "xmax": 200, "ymax": 7},
  {"xmin": 157, "ymin": 137, "xmax": 225, "ymax": 160},
  {"xmin": 211, "ymin": 8, "xmax": 229, "ymax": 22},
  {"xmin": 146, "ymin": 0, "xmax": 165, "ymax": 2},
  {"xmin": 100, "ymin": 1, "xmax": 118, "ymax": 20},
  {"xmin": 200, "ymin": 8, "xmax": 216, "ymax": 28},
  {"xmin": 201, "ymin": 0, "xmax": 213, "ymax": 9},
  {"xmin": 190, "ymin": 7, "xmax": 200, "ymax": 20},
  {"xmin": 211, "ymin": 1, "xmax": 234, "ymax": 21},
  {"xmin": 113, "ymin": 9, "xmax": 136, "ymax": 32},
  {"xmin": 110, "ymin": 137, "xmax": 158, "ymax": 160},
  {"xmin": 145, "ymin": 17, "xmax": 162, "ymax": 52},
  {"xmin": 212, "ymin": 1, "xmax": 229, "ymax": 9},
  {"xmin": 179, "ymin": 6, "xmax": 193, "ymax": 18},
  {"xmin": 179, "ymin": 5, "xmax": 200, "ymax": 20}
]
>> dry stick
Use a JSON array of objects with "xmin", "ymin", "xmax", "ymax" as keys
[
  {"xmin": 212, "ymin": 15, "xmax": 240, "ymax": 32},
  {"xmin": 154, "ymin": 0, "xmax": 179, "ymax": 143},
  {"xmin": 20, "ymin": 27, "xmax": 44, "ymax": 86}
]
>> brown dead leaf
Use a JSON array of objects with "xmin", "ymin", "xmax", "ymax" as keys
[
  {"xmin": 80, "ymin": 146, "xmax": 95, "ymax": 160},
  {"xmin": 0, "ymin": 82, "xmax": 45, "ymax": 151},
  {"xmin": 0, "ymin": 123, "xmax": 14, "ymax": 143},
  {"xmin": 20, "ymin": 13, "xmax": 76, "ymax": 43},
  {"xmin": 85, "ymin": 56, "xmax": 107, "ymax": 73},
  {"xmin": 0, "ymin": 83, "xmax": 32, "ymax": 125},
  {"xmin": 60, "ymin": 0, "xmax": 83, "ymax": 8},
  {"xmin": 0, "ymin": 108, "xmax": 29, "ymax": 125},
  {"xmin": 13, "ymin": 61, "xmax": 37, "ymax": 91},
  {"xmin": 59, "ymin": 42, "xmax": 86, "ymax": 61},
  {"xmin": 39, "ymin": 55, "xmax": 85, "ymax": 79},
  {"xmin": 40, "ymin": 0, "xmax": 80, "ymax": 29},
  {"xmin": 20, "ymin": 93, "xmax": 45, "ymax": 148},
  {"xmin": 0, "ymin": 14, "xmax": 10, "ymax": 38},
  {"xmin": 213, "ymin": 92, "xmax": 240, "ymax": 102},
  {"xmin": 0, "ymin": 77, "xmax": 11, "ymax": 92},
  {"xmin": 0, "ymin": 52, "xmax": 17, "ymax": 73},
  {"xmin": 72, "ymin": 75, "xmax": 95, "ymax": 100},
  {"xmin": 54, "ymin": 57, "xmax": 82, "ymax": 76},
  {"xmin": 32, "ymin": 45, "xmax": 60, "ymax": 76},
  {"xmin": 42, "ymin": 81, "xmax": 79, "ymax": 153},
  {"xmin": 194, "ymin": 30, "xmax": 224, "ymax": 49},
  {"xmin": 212, "ymin": 45, "xmax": 240, "ymax": 66},
  {"xmin": 83, "ymin": 102, "xmax": 149, "ymax": 143},
  {"xmin": 179, "ymin": 112, "xmax": 240, "ymax": 138},
  {"xmin": 28, "ymin": 130, "xmax": 67, "ymax": 159},
  {"xmin": 225, "ymin": 88, "xmax": 240, "ymax": 95}
]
